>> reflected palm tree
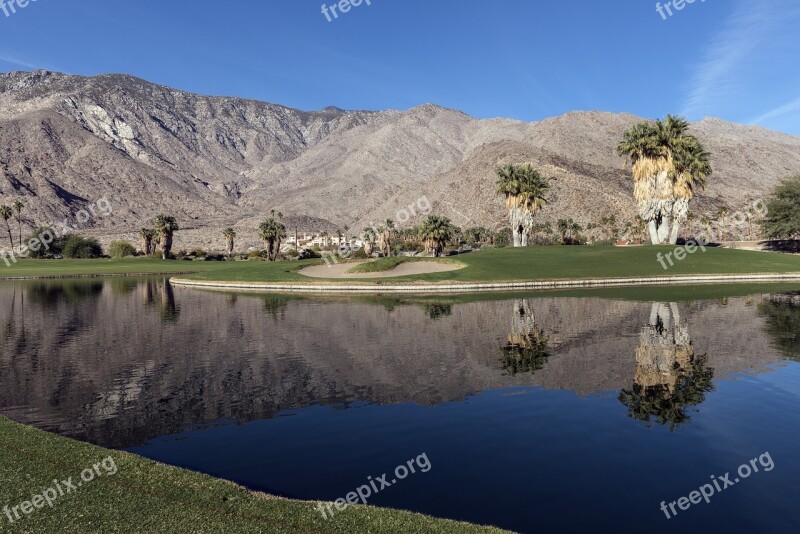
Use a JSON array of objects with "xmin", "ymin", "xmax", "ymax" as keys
[
  {"xmin": 143, "ymin": 280, "xmax": 156, "ymax": 306},
  {"xmin": 500, "ymin": 299, "xmax": 551, "ymax": 376},
  {"xmin": 618, "ymin": 302, "xmax": 714, "ymax": 430},
  {"xmin": 759, "ymin": 292, "xmax": 800, "ymax": 361},
  {"xmin": 422, "ymin": 303, "xmax": 453, "ymax": 320},
  {"xmin": 157, "ymin": 279, "xmax": 180, "ymax": 323},
  {"xmin": 262, "ymin": 296, "xmax": 289, "ymax": 321}
]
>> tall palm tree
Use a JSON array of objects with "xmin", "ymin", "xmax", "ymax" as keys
[
  {"xmin": 418, "ymin": 214, "xmax": 457, "ymax": 257},
  {"xmin": 617, "ymin": 115, "xmax": 712, "ymax": 245},
  {"xmin": 0, "ymin": 205, "xmax": 14, "ymax": 250},
  {"xmin": 13, "ymin": 201, "xmax": 23, "ymax": 252},
  {"xmin": 379, "ymin": 219, "xmax": 395, "ymax": 256},
  {"xmin": 495, "ymin": 163, "xmax": 550, "ymax": 247},
  {"xmin": 669, "ymin": 139, "xmax": 712, "ymax": 244},
  {"xmin": 138, "ymin": 228, "xmax": 156, "ymax": 255},
  {"xmin": 362, "ymin": 227, "xmax": 377, "ymax": 256},
  {"xmin": 343, "ymin": 225, "xmax": 350, "ymax": 251},
  {"xmin": 259, "ymin": 217, "xmax": 287, "ymax": 261},
  {"xmin": 154, "ymin": 215, "xmax": 179, "ymax": 260},
  {"xmin": 222, "ymin": 227, "xmax": 236, "ymax": 257}
]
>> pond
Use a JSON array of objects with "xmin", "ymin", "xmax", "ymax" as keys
[{"xmin": 1, "ymin": 279, "xmax": 799, "ymax": 533}]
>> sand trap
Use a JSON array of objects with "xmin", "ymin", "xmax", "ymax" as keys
[{"xmin": 299, "ymin": 260, "xmax": 464, "ymax": 279}]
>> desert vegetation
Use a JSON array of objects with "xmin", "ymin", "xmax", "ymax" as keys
[{"xmin": 616, "ymin": 115, "xmax": 712, "ymax": 245}]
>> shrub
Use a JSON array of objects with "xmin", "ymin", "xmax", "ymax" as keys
[
  {"xmin": 495, "ymin": 228, "xmax": 513, "ymax": 248},
  {"xmin": 108, "ymin": 240, "xmax": 137, "ymax": 258},
  {"xmin": 62, "ymin": 235, "xmax": 103, "ymax": 259},
  {"xmin": 349, "ymin": 249, "xmax": 369, "ymax": 260},
  {"xmin": 25, "ymin": 227, "xmax": 58, "ymax": 259},
  {"xmin": 189, "ymin": 248, "xmax": 207, "ymax": 258}
]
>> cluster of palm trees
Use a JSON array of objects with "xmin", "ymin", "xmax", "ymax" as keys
[
  {"xmin": 139, "ymin": 215, "xmax": 179, "ymax": 260},
  {"xmin": 493, "ymin": 114, "xmax": 713, "ymax": 247},
  {"xmin": 616, "ymin": 115, "xmax": 712, "ymax": 245},
  {"xmin": 0, "ymin": 201, "xmax": 25, "ymax": 251},
  {"xmin": 258, "ymin": 210, "xmax": 286, "ymax": 261}
]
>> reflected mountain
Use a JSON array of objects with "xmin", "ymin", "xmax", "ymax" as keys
[
  {"xmin": 618, "ymin": 303, "xmax": 714, "ymax": 430},
  {"xmin": 759, "ymin": 292, "xmax": 800, "ymax": 361},
  {"xmin": 0, "ymin": 280, "xmax": 793, "ymax": 448},
  {"xmin": 500, "ymin": 299, "xmax": 550, "ymax": 376}
]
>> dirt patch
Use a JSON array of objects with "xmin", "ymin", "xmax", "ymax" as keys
[{"xmin": 298, "ymin": 261, "xmax": 464, "ymax": 279}]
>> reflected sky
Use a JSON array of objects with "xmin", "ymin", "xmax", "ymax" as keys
[{"xmin": 1, "ymin": 280, "xmax": 799, "ymax": 532}]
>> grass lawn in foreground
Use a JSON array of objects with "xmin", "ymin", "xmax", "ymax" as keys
[
  {"xmin": 2, "ymin": 247, "xmax": 800, "ymax": 284},
  {"xmin": 0, "ymin": 418, "xmax": 506, "ymax": 533}
]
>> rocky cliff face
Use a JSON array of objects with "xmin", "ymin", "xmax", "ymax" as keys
[{"xmin": 2, "ymin": 70, "xmax": 799, "ymax": 250}]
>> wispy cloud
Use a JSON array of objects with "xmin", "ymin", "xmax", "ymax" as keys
[
  {"xmin": 681, "ymin": 0, "xmax": 799, "ymax": 120},
  {"xmin": 0, "ymin": 53, "xmax": 41, "ymax": 70},
  {"xmin": 749, "ymin": 97, "xmax": 800, "ymax": 125}
]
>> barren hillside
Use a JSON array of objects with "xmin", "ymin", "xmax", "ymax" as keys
[{"xmin": 1, "ymin": 70, "xmax": 798, "ymax": 250}]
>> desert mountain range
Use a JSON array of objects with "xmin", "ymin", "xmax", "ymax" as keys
[{"xmin": 1, "ymin": 70, "xmax": 799, "ymax": 250}]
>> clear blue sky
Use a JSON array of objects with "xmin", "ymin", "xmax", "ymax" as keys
[{"xmin": 1, "ymin": 0, "xmax": 799, "ymax": 134}]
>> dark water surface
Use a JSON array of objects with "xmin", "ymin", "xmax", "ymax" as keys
[{"xmin": 1, "ymin": 279, "xmax": 799, "ymax": 533}]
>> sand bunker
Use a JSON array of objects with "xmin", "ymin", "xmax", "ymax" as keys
[{"xmin": 298, "ymin": 261, "xmax": 464, "ymax": 279}]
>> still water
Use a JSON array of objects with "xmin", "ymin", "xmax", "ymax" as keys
[{"xmin": 1, "ymin": 279, "xmax": 799, "ymax": 532}]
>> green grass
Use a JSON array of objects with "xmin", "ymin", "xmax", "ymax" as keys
[
  {"xmin": 3, "ymin": 247, "xmax": 800, "ymax": 285},
  {"xmin": 0, "ymin": 257, "xmax": 233, "ymax": 279},
  {"xmin": 0, "ymin": 417, "xmax": 506, "ymax": 533},
  {"xmin": 181, "ymin": 246, "xmax": 800, "ymax": 284},
  {"xmin": 346, "ymin": 257, "xmax": 445, "ymax": 273}
]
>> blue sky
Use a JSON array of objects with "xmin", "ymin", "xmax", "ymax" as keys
[{"xmin": 1, "ymin": 0, "xmax": 799, "ymax": 134}]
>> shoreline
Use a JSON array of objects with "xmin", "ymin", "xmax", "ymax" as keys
[
  {"xmin": 170, "ymin": 272, "xmax": 800, "ymax": 294},
  {"xmin": 0, "ymin": 271, "xmax": 200, "ymax": 281}
]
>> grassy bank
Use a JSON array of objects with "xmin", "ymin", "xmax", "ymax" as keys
[
  {"xmin": 0, "ymin": 418, "xmax": 506, "ymax": 533},
  {"xmin": 2, "ymin": 247, "xmax": 800, "ymax": 284}
]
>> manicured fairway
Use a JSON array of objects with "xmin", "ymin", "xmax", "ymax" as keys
[
  {"xmin": 2, "ymin": 247, "xmax": 800, "ymax": 284},
  {"xmin": 0, "ymin": 418, "xmax": 506, "ymax": 533}
]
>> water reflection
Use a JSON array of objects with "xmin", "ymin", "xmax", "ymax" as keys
[
  {"xmin": 500, "ymin": 299, "xmax": 551, "ymax": 376},
  {"xmin": 422, "ymin": 303, "xmax": 453, "ymax": 320},
  {"xmin": 618, "ymin": 303, "xmax": 714, "ymax": 430},
  {"xmin": 27, "ymin": 281, "xmax": 104, "ymax": 306},
  {"xmin": 0, "ymin": 280, "xmax": 797, "ymax": 448},
  {"xmin": 759, "ymin": 292, "xmax": 800, "ymax": 361}
]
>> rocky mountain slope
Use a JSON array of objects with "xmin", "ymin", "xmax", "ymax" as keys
[{"xmin": 1, "ymin": 70, "xmax": 799, "ymax": 250}]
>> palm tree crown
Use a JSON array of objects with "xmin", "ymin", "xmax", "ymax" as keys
[
  {"xmin": 418, "ymin": 214, "xmax": 457, "ymax": 257},
  {"xmin": 496, "ymin": 163, "xmax": 551, "ymax": 247},
  {"xmin": 617, "ymin": 115, "xmax": 712, "ymax": 244}
]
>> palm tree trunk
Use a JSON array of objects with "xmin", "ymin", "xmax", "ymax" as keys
[
  {"xmin": 161, "ymin": 234, "xmax": 172, "ymax": 260},
  {"xmin": 669, "ymin": 221, "xmax": 682, "ymax": 245},
  {"xmin": 658, "ymin": 214, "xmax": 671, "ymax": 244},
  {"xmin": 17, "ymin": 215, "xmax": 22, "ymax": 253},
  {"xmin": 648, "ymin": 220, "xmax": 660, "ymax": 245},
  {"xmin": 4, "ymin": 222, "xmax": 13, "ymax": 250}
]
